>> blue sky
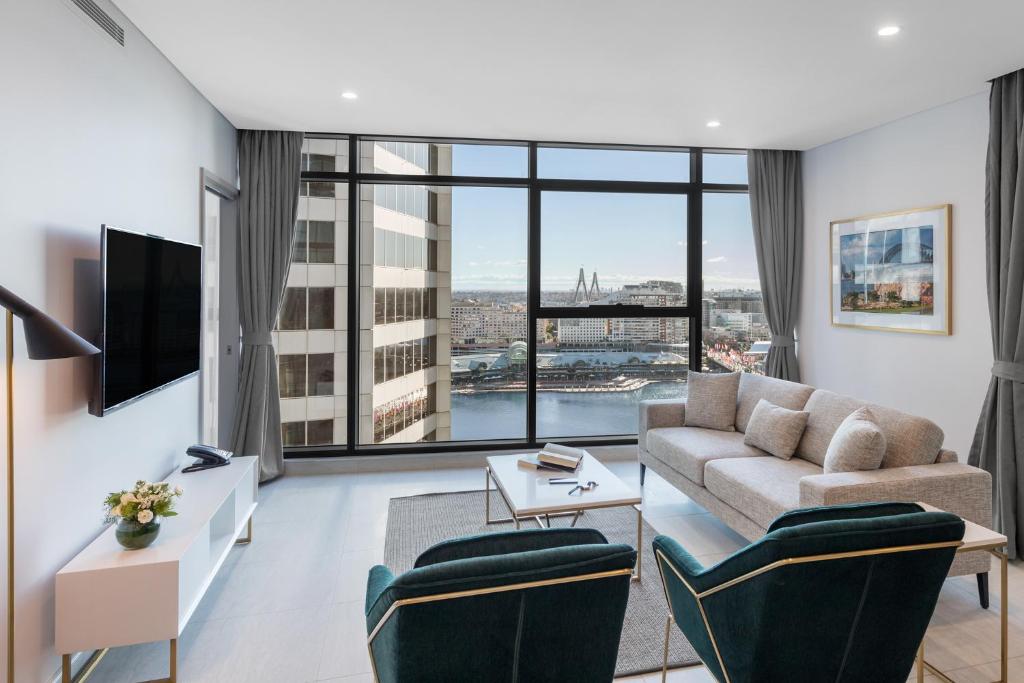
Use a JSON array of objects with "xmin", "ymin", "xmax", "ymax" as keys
[{"xmin": 447, "ymin": 145, "xmax": 758, "ymax": 292}]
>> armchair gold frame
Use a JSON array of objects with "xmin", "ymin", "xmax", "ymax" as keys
[
  {"xmin": 365, "ymin": 567, "xmax": 634, "ymax": 683},
  {"xmin": 653, "ymin": 540, "xmax": 964, "ymax": 683}
]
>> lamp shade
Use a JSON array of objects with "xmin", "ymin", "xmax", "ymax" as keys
[{"xmin": 0, "ymin": 285, "xmax": 100, "ymax": 359}]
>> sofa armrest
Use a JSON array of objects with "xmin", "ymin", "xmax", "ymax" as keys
[
  {"xmin": 639, "ymin": 399, "xmax": 686, "ymax": 451},
  {"xmin": 799, "ymin": 463, "xmax": 992, "ymax": 527}
]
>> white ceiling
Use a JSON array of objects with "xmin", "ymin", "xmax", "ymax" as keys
[{"xmin": 112, "ymin": 0, "xmax": 1024, "ymax": 150}]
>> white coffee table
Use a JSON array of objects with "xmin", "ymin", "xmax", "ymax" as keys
[
  {"xmin": 916, "ymin": 503, "xmax": 1009, "ymax": 683},
  {"xmin": 484, "ymin": 452, "xmax": 644, "ymax": 579}
]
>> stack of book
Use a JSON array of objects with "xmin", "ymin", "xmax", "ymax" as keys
[{"xmin": 518, "ymin": 444, "xmax": 586, "ymax": 472}]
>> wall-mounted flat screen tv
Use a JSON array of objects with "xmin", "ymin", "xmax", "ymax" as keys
[{"xmin": 91, "ymin": 225, "xmax": 202, "ymax": 416}]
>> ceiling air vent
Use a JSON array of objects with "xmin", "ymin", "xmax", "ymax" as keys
[{"xmin": 70, "ymin": 0, "xmax": 125, "ymax": 46}]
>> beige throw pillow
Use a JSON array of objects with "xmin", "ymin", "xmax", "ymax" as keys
[
  {"xmin": 824, "ymin": 407, "xmax": 887, "ymax": 474},
  {"xmin": 742, "ymin": 399, "xmax": 809, "ymax": 460},
  {"xmin": 684, "ymin": 372, "xmax": 740, "ymax": 431}
]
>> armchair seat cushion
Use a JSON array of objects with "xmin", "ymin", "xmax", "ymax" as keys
[
  {"xmin": 646, "ymin": 427, "xmax": 767, "ymax": 485},
  {"xmin": 704, "ymin": 457, "xmax": 822, "ymax": 529}
]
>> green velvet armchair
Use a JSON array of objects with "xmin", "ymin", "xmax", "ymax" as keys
[
  {"xmin": 365, "ymin": 527, "xmax": 636, "ymax": 682},
  {"xmin": 654, "ymin": 502, "xmax": 965, "ymax": 683}
]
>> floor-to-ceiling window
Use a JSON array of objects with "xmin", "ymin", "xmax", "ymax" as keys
[
  {"xmin": 699, "ymin": 153, "xmax": 769, "ymax": 374},
  {"xmin": 276, "ymin": 137, "xmax": 757, "ymax": 456}
]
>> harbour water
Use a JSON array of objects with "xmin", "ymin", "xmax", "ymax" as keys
[{"xmin": 450, "ymin": 381, "xmax": 688, "ymax": 440}]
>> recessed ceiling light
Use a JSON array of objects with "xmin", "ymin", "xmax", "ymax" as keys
[
  {"xmin": 877, "ymin": 25, "xmax": 900, "ymax": 37},
  {"xmin": 341, "ymin": 91, "xmax": 358, "ymax": 100},
  {"xmin": 706, "ymin": 120, "xmax": 721, "ymax": 128}
]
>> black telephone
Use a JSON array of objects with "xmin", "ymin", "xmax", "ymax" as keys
[{"xmin": 182, "ymin": 444, "xmax": 232, "ymax": 474}]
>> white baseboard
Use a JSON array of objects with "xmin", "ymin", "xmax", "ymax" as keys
[{"xmin": 284, "ymin": 444, "xmax": 639, "ymax": 476}]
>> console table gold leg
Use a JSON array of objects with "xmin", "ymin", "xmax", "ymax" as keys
[
  {"xmin": 236, "ymin": 516, "xmax": 253, "ymax": 545},
  {"xmin": 61, "ymin": 648, "xmax": 109, "ymax": 683},
  {"xmin": 169, "ymin": 638, "xmax": 177, "ymax": 683},
  {"xmin": 61, "ymin": 640, "xmax": 173, "ymax": 683},
  {"xmin": 916, "ymin": 642, "xmax": 924, "ymax": 683}
]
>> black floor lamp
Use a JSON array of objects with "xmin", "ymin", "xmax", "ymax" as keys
[{"xmin": 1, "ymin": 285, "xmax": 100, "ymax": 682}]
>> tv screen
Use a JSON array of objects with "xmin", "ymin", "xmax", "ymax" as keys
[{"xmin": 95, "ymin": 225, "xmax": 202, "ymax": 415}]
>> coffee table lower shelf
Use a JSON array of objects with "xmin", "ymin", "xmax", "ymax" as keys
[{"xmin": 484, "ymin": 466, "xmax": 643, "ymax": 581}]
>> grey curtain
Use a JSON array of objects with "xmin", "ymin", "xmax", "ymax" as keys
[
  {"xmin": 747, "ymin": 149, "xmax": 803, "ymax": 381},
  {"xmin": 230, "ymin": 130, "xmax": 303, "ymax": 482},
  {"xmin": 969, "ymin": 70, "xmax": 1024, "ymax": 559}
]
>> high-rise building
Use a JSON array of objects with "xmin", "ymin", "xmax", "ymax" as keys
[
  {"xmin": 701, "ymin": 298, "xmax": 715, "ymax": 327},
  {"xmin": 359, "ymin": 141, "xmax": 452, "ymax": 444},
  {"xmin": 276, "ymin": 139, "xmax": 454, "ymax": 446},
  {"xmin": 275, "ymin": 138, "xmax": 349, "ymax": 447}
]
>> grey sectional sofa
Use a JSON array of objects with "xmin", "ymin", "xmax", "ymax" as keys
[{"xmin": 638, "ymin": 373, "xmax": 993, "ymax": 603}]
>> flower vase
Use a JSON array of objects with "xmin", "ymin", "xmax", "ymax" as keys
[{"xmin": 115, "ymin": 517, "xmax": 161, "ymax": 550}]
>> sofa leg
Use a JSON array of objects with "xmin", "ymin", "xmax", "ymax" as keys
[
  {"xmin": 640, "ymin": 463, "xmax": 647, "ymax": 486},
  {"xmin": 977, "ymin": 572, "xmax": 990, "ymax": 609}
]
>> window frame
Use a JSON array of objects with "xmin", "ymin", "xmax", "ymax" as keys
[{"xmin": 286, "ymin": 135, "xmax": 748, "ymax": 457}]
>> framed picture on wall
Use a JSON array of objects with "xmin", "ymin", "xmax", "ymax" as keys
[{"xmin": 830, "ymin": 204, "xmax": 952, "ymax": 335}]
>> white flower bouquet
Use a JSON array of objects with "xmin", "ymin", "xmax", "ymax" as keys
[{"xmin": 104, "ymin": 480, "xmax": 183, "ymax": 526}]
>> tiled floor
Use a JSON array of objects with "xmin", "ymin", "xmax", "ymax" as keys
[{"xmin": 87, "ymin": 460, "xmax": 1022, "ymax": 682}]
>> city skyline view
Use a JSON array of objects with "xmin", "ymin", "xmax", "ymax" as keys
[{"xmin": 276, "ymin": 139, "xmax": 766, "ymax": 448}]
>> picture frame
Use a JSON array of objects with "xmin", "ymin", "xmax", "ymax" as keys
[{"xmin": 830, "ymin": 204, "xmax": 952, "ymax": 335}]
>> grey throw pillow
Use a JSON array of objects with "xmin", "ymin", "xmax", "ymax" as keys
[
  {"xmin": 742, "ymin": 399, "xmax": 810, "ymax": 460},
  {"xmin": 684, "ymin": 372, "xmax": 740, "ymax": 431},
  {"xmin": 824, "ymin": 407, "xmax": 887, "ymax": 474}
]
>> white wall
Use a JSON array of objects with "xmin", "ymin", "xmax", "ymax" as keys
[
  {"xmin": 800, "ymin": 92, "xmax": 990, "ymax": 459},
  {"xmin": 0, "ymin": 1, "xmax": 236, "ymax": 680}
]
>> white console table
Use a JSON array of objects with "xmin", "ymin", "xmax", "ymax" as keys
[{"xmin": 55, "ymin": 456, "xmax": 258, "ymax": 683}]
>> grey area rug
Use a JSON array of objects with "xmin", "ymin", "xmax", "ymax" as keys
[{"xmin": 383, "ymin": 490, "xmax": 700, "ymax": 677}]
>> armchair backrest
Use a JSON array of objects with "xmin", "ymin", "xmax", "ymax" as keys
[
  {"xmin": 368, "ymin": 537, "xmax": 636, "ymax": 683},
  {"xmin": 655, "ymin": 504, "xmax": 964, "ymax": 683}
]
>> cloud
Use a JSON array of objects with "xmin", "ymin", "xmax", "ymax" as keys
[
  {"xmin": 460, "ymin": 258, "xmax": 527, "ymax": 268},
  {"xmin": 706, "ymin": 256, "xmax": 727, "ymax": 263}
]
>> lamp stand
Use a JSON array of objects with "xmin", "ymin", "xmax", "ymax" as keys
[
  {"xmin": 6, "ymin": 309, "xmax": 13, "ymax": 683},
  {"xmin": 5, "ymin": 309, "xmax": 13, "ymax": 683}
]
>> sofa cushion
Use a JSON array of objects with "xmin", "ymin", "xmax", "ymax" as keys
[
  {"xmin": 704, "ymin": 457, "xmax": 823, "ymax": 529},
  {"xmin": 646, "ymin": 427, "xmax": 767, "ymax": 485},
  {"xmin": 824, "ymin": 407, "xmax": 886, "ymax": 474},
  {"xmin": 685, "ymin": 371, "xmax": 740, "ymax": 431},
  {"xmin": 743, "ymin": 399, "xmax": 810, "ymax": 460},
  {"xmin": 795, "ymin": 390, "xmax": 944, "ymax": 469},
  {"xmin": 735, "ymin": 373, "xmax": 815, "ymax": 433}
]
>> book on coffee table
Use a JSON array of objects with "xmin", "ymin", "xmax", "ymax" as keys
[
  {"xmin": 517, "ymin": 456, "xmax": 574, "ymax": 472},
  {"xmin": 537, "ymin": 443, "xmax": 586, "ymax": 471}
]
